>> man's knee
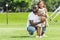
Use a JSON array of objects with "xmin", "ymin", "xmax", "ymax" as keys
[{"xmin": 27, "ymin": 26, "xmax": 35, "ymax": 33}]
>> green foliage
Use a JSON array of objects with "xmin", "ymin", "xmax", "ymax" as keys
[
  {"xmin": 13, "ymin": 0, "xmax": 60, "ymax": 12},
  {"xmin": 44, "ymin": 0, "xmax": 60, "ymax": 11},
  {"xmin": 0, "ymin": 0, "xmax": 60, "ymax": 12},
  {"xmin": 20, "ymin": 1, "xmax": 28, "ymax": 8}
]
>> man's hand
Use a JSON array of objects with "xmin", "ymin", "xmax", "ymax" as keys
[{"xmin": 29, "ymin": 20, "xmax": 42, "ymax": 26}]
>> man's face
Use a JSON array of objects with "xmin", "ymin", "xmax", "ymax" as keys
[{"xmin": 33, "ymin": 5, "xmax": 38, "ymax": 12}]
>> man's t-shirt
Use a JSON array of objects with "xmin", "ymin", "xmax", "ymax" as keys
[{"xmin": 27, "ymin": 12, "xmax": 39, "ymax": 27}]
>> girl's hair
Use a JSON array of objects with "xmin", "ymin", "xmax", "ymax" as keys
[{"xmin": 37, "ymin": 1, "xmax": 46, "ymax": 8}]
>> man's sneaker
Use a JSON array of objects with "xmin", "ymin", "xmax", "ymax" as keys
[
  {"xmin": 29, "ymin": 34, "xmax": 33, "ymax": 37},
  {"xmin": 29, "ymin": 32, "xmax": 33, "ymax": 37}
]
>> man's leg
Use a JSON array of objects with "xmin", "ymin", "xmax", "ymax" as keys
[{"xmin": 27, "ymin": 26, "xmax": 35, "ymax": 35}]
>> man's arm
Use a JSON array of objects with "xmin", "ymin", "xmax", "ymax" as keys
[{"xmin": 29, "ymin": 20, "xmax": 41, "ymax": 26}]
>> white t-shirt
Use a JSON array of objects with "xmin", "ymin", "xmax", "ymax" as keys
[
  {"xmin": 39, "ymin": 8, "xmax": 46, "ymax": 14},
  {"xmin": 27, "ymin": 12, "xmax": 39, "ymax": 27}
]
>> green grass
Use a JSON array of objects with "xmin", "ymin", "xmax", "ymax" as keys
[
  {"xmin": 0, "ymin": 12, "xmax": 60, "ymax": 40},
  {"xmin": 0, "ymin": 12, "xmax": 28, "ymax": 25}
]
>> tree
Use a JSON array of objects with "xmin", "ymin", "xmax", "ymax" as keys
[
  {"xmin": 20, "ymin": 1, "xmax": 28, "ymax": 12},
  {"xmin": 43, "ymin": 0, "xmax": 60, "ymax": 11}
]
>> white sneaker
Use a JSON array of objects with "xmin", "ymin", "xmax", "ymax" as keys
[
  {"xmin": 36, "ymin": 36, "xmax": 43, "ymax": 38},
  {"xmin": 29, "ymin": 34, "xmax": 33, "ymax": 37},
  {"xmin": 36, "ymin": 36, "xmax": 39, "ymax": 38},
  {"xmin": 42, "ymin": 34, "xmax": 48, "ymax": 37},
  {"xmin": 39, "ymin": 36, "xmax": 43, "ymax": 38}
]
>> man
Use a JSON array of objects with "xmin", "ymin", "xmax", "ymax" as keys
[{"xmin": 27, "ymin": 4, "xmax": 41, "ymax": 37}]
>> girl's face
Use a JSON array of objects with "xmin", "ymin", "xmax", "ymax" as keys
[{"xmin": 38, "ymin": 1, "xmax": 44, "ymax": 8}]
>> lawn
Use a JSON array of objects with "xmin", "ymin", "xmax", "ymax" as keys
[{"xmin": 0, "ymin": 12, "xmax": 60, "ymax": 40}]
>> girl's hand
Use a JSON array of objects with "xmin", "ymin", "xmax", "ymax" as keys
[{"xmin": 41, "ymin": 16, "xmax": 46, "ymax": 22}]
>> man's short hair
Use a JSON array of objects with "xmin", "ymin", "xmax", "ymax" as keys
[{"xmin": 32, "ymin": 4, "xmax": 38, "ymax": 10}]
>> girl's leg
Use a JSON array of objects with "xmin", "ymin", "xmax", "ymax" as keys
[{"xmin": 37, "ymin": 26, "xmax": 41, "ymax": 36}]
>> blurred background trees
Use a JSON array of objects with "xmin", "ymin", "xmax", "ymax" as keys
[
  {"xmin": 0, "ymin": 0, "xmax": 60, "ymax": 12},
  {"xmin": 44, "ymin": 0, "xmax": 60, "ymax": 11}
]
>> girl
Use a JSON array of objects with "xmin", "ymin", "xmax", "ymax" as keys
[{"xmin": 36, "ymin": 1, "xmax": 48, "ymax": 38}]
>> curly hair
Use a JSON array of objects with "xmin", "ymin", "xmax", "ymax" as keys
[{"xmin": 37, "ymin": 1, "xmax": 46, "ymax": 8}]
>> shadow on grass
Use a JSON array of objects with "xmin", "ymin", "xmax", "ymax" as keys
[{"xmin": 10, "ymin": 36, "xmax": 35, "ymax": 38}]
